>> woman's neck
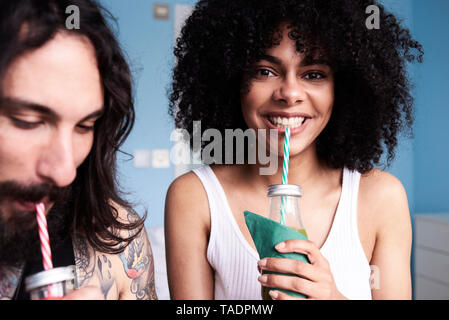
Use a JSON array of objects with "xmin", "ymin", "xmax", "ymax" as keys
[{"xmin": 246, "ymin": 142, "xmax": 331, "ymax": 190}]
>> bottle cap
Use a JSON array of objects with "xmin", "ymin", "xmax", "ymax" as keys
[
  {"xmin": 267, "ymin": 184, "xmax": 302, "ymax": 197},
  {"xmin": 25, "ymin": 265, "xmax": 76, "ymax": 292}
]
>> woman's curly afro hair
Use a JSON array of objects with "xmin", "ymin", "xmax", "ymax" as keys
[{"xmin": 169, "ymin": 0, "xmax": 424, "ymax": 173}]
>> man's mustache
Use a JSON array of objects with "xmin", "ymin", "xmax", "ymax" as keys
[{"xmin": 0, "ymin": 181, "xmax": 69, "ymax": 203}]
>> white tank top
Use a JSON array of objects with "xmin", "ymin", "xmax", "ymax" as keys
[{"xmin": 192, "ymin": 165, "xmax": 372, "ymax": 300}]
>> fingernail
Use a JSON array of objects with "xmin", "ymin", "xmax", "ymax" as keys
[
  {"xmin": 275, "ymin": 242, "xmax": 285, "ymax": 250},
  {"xmin": 258, "ymin": 259, "xmax": 267, "ymax": 268},
  {"xmin": 269, "ymin": 290, "xmax": 279, "ymax": 299},
  {"xmin": 258, "ymin": 274, "xmax": 267, "ymax": 284}
]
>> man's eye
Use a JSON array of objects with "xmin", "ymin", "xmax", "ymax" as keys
[
  {"xmin": 10, "ymin": 117, "xmax": 42, "ymax": 129},
  {"xmin": 77, "ymin": 123, "xmax": 95, "ymax": 132},
  {"xmin": 304, "ymin": 72, "xmax": 326, "ymax": 80}
]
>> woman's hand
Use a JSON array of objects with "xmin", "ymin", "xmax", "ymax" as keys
[{"xmin": 257, "ymin": 239, "xmax": 347, "ymax": 300}]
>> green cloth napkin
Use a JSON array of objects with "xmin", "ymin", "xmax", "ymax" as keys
[{"xmin": 244, "ymin": 210, "xmax": 309, "ymax": 298}]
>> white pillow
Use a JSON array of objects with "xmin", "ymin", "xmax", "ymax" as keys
[{"xmin": 148, "ymin": 226, "xmax": 170, "ymax": 300}]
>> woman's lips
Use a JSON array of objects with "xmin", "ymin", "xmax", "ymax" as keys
[{"xmin": 262, "ymin": 116, "xmax": 311, "ymax": 135}]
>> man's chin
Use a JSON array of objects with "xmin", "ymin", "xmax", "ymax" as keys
[
  {"xmin": 0, "ymin": 220, "xmax": 40, "ymax": 267},
  {"xmin": 0, "ymin": 205, "xmax": 37, "ymax": 231},
  {"xmin": 0, "ymin": 202, "xmax": 68, "ymax": 267}
]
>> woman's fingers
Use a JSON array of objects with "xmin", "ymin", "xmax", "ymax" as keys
[
  {"xmin": 275, "ymin": 239, "xmax": 328, "ymax": 267},
  {"xmin": 268, "ymin": 289, "xmax": 307, "ymax": 300},
  {"xmin": 258, "ymin": 257, "xmax": 315, "ymax": 281},
  {"xmin": 258, "ymin": 273, "xmax": 318, "ymax": 299}
]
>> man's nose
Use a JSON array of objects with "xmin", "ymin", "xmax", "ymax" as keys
[{"xmin": 36, "ymin": 130, "xmax": 77, "ymax": 187}]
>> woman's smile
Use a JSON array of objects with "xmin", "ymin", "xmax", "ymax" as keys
[
  {"xmin": 241, "ymin": 23, "xmax": 334, "ymax": 156},
  {"xmin": 262, "ymin": 113, "xmax": 312, "ymax": 135}
]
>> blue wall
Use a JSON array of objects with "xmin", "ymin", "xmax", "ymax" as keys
[
  {"xmin": 379, "ymin": 0, "xmax": 415, "ymax": 213},
  {"xmin": 412, "ymin": 0, "xmax": 449, "ymax": 214},
  {"xmin": 100, "ymin": 0, "xmax": 196, "ymax": 228},
  {"xmin": 101, "ymin": 1, "xmax": 449, "ymax": 228}
]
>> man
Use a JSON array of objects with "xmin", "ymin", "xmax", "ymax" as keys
[{"xmin": 0, "ymin": 0, "xmax": 157, "ymax": 300}]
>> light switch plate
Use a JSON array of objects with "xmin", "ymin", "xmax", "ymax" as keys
[
  {"xmin": 134, "ymin": 149, "xmax": 151, "ymax": 168},
  {"xmin": 152, "ymin": 149, "xmax": 170, "ymax": 168},
  {"xmin": 154, "ymin": 3, "xmax": 169, "ymax": 20}
]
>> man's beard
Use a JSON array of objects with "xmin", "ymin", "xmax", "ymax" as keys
[{"xmin": 0, "ymin": 181, "xmax": 72, "ymax": 267}]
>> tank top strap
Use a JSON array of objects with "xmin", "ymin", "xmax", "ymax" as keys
[
  {"xmin": 320, "ymin": 167, "xmax": 372, "ymax": 299},
  {"xmin": 192, "ymin": 165, "xmax": 259, "ymax": 260}
]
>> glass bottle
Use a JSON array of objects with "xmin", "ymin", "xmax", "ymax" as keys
[
  {"xmin": 261, "ymin": 184, "xmax": 307, "ymax": 300},
  {"xmin": 267, "ymin": 184, "xmax": 306, "ymax": 237},
  {"xmin": 25, "ymin": 265, "xmax": 76, "ymax": 300}
]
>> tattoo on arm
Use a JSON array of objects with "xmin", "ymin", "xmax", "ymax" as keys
[
  {"xmin": 73, "ymin": 208, "xmax": 157, "ymax": 300},
  {"xmin": 0, "ymin": 266, "xmax": 23, "ymax": 300},
  {"xmin": 118, "ymin": 209, "xmax": 157, "ymax": 300},
  {"xmin": 97, "ymin": 254, "xmax": 115, "ymax": 299},
  {"xmin": 73, "ymin": 236, "xmax": 95, "ymax": 288},
  {"xmin": 74, "ymin": 237, "xmax": 117, "ymax": 299}
]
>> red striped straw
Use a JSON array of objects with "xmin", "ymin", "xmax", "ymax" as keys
[{"xmin": 35, "ymin": 202, "xmax": 53, "ymax": 271}]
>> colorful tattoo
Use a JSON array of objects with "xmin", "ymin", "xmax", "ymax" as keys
[
  {"xmin": 119, "ymin": 209, "xmax": 157, "ymax": 300},
  {"xmin": 0, "ymin": 265, "xmax": 23, "ymax": 300}
]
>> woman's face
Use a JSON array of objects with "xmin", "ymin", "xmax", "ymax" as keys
[{"xmin": 241, "ymin": 26, "xmax": 334, "ymax": 158}]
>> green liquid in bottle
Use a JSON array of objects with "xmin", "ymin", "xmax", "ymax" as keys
[{"xmin": 293, "ymin": 228, "xmax": 308, "ymax": 238}]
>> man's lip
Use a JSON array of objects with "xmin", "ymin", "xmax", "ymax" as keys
[
  {"xmin": 14, "ymin": 200, "xmax": 39, "ymax": 211},
  {"xmin": 14, "ymin": 198, "xmax": 50, "ymax": 211}
]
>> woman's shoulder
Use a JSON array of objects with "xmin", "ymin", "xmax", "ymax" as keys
[
  {"xmin": 166, "ymin": 169, "xmax": 206, "ymax": 202},
  {"xmin": 359, "ymin": 168, "xmax": 407, "ymax": 200},
  {"xmin": 165, "ymin": 167, "xmax": 212, "ymax": 224},
  {"xmin": 358, "ymin": 168, "xmax": 410, "ymax": 228}
]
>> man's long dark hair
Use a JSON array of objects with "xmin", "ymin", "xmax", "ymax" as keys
[{"xmin": 0, "ymin": 0, "xmax": 145, "ymax": 254}]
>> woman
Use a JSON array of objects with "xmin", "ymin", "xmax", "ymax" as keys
[{"xmin": 165, "ymin": 0, "xmax": 423, "ymax": 300}]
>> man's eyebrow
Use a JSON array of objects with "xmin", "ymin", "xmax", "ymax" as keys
[
  {"xmin": 1, "ymin": 97, "xmax": 104, "ymax": 122},
  {"xmin": 1, "ymin": 97, "xmax": 59, "ymax": 120},
  {"xmin": 79, "ymin": 109, "xmax": 104, "ymax": 123},
  {"xmin": 259, "ymin": 54, "xmax": 330, "ymax": 67}
]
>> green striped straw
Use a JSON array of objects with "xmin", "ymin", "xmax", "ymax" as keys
[{"xmin": 280, "ymin": 128, "xmax": 291, "ymax": 225}]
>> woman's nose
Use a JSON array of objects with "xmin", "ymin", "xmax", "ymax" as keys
[{"xmin": 273, "ymin": 75, "xmax": 306, "ymax": 106}]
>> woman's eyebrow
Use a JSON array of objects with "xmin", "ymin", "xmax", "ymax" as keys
[
  {"xmin": 259, "ymin": 54, "xmax": 282, "ymax": 65},
  {"xmin": 259, "ymin": 54, "xmax": 330, "ymax": 67},
  {"xmin": 300, "ymin": 58, "xmax": 330, "ymax": 67}
]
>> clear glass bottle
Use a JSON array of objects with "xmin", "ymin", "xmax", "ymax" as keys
[
  {"xmin": 262, "ymin": 184, "xmax": 307, "ymax": 300},
  {"xmin": 267, "ymin": 184, "xmax": 307, "ymax": 237},
  {"xmin": 25, "ymin": 265, "xmax": 76, "ymax": 300}
]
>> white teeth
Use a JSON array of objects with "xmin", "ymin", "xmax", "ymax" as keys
[{"xmin": 269, "ymin": 116, "xmax": 305, "ymax": 128}]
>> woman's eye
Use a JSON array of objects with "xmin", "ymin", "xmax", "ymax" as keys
[
  {"xmin": 304, "ymin": 72, "xmax": 326, "ymax": 80},
  {"xmin": 255, "ymin": 68, "xmax": 276, "ymax": 78}
]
